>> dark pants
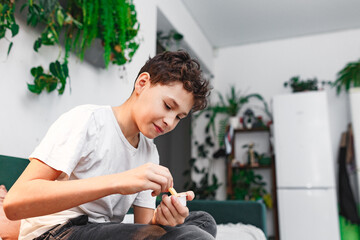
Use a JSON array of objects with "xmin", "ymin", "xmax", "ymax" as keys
[{"xmin": 34, "ymin": 211, "xmax": 217, "ymax": 240}]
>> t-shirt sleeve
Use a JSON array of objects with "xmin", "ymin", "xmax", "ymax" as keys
[
  {"xmin": 133, "ymin": 190, "xmax": 156, "ymax": 209},
  {"xmin": 29, "ymin": 106, "xmax": 98, "ymax": 177},
  {"xmin": 132, "ymin": 143, "xmax": 159, "ymax": 209}
]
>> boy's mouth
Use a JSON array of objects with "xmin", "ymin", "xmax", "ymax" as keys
[{"xmin": 154, "ymin": 124, "xmax": 164, "ymax": 133}]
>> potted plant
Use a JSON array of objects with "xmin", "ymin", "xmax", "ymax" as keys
[
  {"xmin": 198, "ymin": 85, "xmax": 264, "ymax": 136},
  {"xmin": 157, "ymin": 30, "xmax": 184, "ymax": 51},
  {"xmin": 333, "ymin": 59, "xmax": 360, "ymax": 95},
  {"xmin": 284, "ymin": 76, "xmax": 332, "ymax": 93},
  {"xmin": 231, "ymin": 168, "xmax": 272, "ymax": 208}
]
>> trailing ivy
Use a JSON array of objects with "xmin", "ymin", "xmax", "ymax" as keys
[
  {"xmin": 1, "ymin": 0, "xmax": 140, "ymax": 95},
  {"xmin": 0, "ymin": 0, "xmax": 19, "ymax": 56},
  {"xmin": 183, "ymin": 125, "xmax": 222, "ymax": 200}
]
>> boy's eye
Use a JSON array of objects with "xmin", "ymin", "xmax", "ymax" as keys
[
  {"xmin": 165, "ymin": 103, "xmax": 171, "ymax": 110},
  {"xmin": 176, "ymin": 116, "xmax": 181, "ymax": 120}
]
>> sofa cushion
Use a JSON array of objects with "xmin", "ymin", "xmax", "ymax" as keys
[{"xmin": 0, "ymin": 155, "xmax": 29, "ymax": 190}]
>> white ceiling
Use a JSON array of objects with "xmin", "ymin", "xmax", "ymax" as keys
[{"xmin": 181, "ymin": 0, "xmax": 360, "ymax": 48}]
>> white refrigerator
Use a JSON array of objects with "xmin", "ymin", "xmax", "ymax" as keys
[
  {"xmin": 273, "ymin": 91, "xmax": 340, "ymax": 240},
  {"xmin": 349, "ymin": 88, "xmax": 360, "ymax": 203}
]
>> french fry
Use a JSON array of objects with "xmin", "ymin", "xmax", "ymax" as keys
[{"xmin": 168, "ymin": 187, "xmax": 178, "ymax": 196}]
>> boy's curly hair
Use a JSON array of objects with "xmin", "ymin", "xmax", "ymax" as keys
[{"xmin": 137, "ymin": 50, "xmax": 211, "ymax": 111}]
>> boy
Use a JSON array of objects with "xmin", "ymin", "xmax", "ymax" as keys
[{"xmin": 4, "ymin": 51, "xmax": 217, "ymax": 240}]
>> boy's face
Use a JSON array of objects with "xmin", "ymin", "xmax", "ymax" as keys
[{"xmin": 133, "ymin": 73, "xmax": 194, "ymax": 139}]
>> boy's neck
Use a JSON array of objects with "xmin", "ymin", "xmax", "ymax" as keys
[{"xmin": 112, "ymin": 103, "xmax": 140, "ymax": 148}]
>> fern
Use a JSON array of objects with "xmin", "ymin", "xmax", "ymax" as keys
[{"xmin": 100, "ymin": 0, "xmax": 113, "ymax": 67}]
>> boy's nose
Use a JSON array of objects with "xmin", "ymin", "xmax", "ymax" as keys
[{"xmin": 163, "ymin": 116, "xmax": 176, "ymax": 130}]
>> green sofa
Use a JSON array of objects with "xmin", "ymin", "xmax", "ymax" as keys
[{"xmin": 0, "ymin": 154, "xmax": 267, "ymax": 236}]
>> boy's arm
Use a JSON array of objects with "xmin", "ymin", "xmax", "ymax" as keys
[
  {"xmin": 133, "ymin": 205, "xmax": 155, "ymax": 224},
  {"xmin": 3, "ymin": 159, "xmax": 173, "ymax": 220}
]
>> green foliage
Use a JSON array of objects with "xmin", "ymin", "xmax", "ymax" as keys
[
  {"xmin": 196, "ymin": 85, "xmax": 266, "ymax": 146},
  {"xmin": 1, "ymin": 0, "xmax": 140, "ymax": 95},
  {"xmin": 217, "ymin": 118, "xmax": 228, "ymax": 148},
  {"xmin": 231, "ymin": 145, "xmax": 272, "ymax": 208},
  {"xmin": 284, "ymin": 76, "xmax": 332, "ymax": 93},
  {"xmin": 333, "ymin": 60, "xmax": 360, "ymax": 95},
  {"xmin": 183, "ymin": 133, "xmax": 222, "ymax": 200},
  {"xmin": 0, "ymin": 1, "xmax": 19, "ymax": 55},
  {"xmin": 27, "ymin": 61, "xmax": 69, "ymax": 94},
  {"xmin": 183, "ymin": 159, "xmax": 222, "ymax": 200},
  {"xmin": 217, "ymin": 85, "xmax": 263, "ymax": 116},
  {"xmin": 231, "ymin": 168, "xmax": 267, "ymax": 203},
  {"xmin": 157, "ymin": 30, "xmax": 184, "ymax": 50}
]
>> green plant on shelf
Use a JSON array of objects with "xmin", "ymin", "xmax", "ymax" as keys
[
  {"xmin": 195, "ymin": 85, "xmax": 266, "ymax": 147},
  {"xmin": 241, "ymin": 143, "xmax": 271, "ymax": 166},
  {"xmin": 231, "ymin": 168, "xmax": 272, "ymax": 208},
  {"xmin": 284, "ymin": 76, "xmax": 331, "ymax": 93}
]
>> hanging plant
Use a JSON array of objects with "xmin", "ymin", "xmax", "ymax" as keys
[
  {"xmin": 0, "ymin": 0, "xmax": 19, "ymax": 56},
  {"xmin": 0, "ymin": 0, "xmax": 140, "ymax": 95}
]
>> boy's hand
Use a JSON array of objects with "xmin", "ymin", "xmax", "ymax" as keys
[
  {"xmin": 117, "ymin": 163, "xmax": 173, "ymax": 196},
  {"xmin": 151, "ymin": 191, "xmax": 195, "ymax": 226}
]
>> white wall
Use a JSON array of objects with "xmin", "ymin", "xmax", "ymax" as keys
[
  {"xmin": 157, "ymin": 0, "xmax": 214, "ymax": 73},
  {"xmin": 0, "ymin": 0, "xmax": 213, "ymax": 159}
]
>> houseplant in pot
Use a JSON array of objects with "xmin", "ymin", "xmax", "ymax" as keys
[
  {"xmin": 197, "ymin": 85, "xmax": 264, "ymax": 145},
  {"xmin": 333, "ymin": 59, "xmax": 360, "ymax": 95},
  {"xmin": 284, "ymin": 76, "xmax": 332, "ymax": 93}
]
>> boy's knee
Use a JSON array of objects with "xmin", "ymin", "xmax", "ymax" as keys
[
  {"xmin": 185, "ymin": 225, "xmax": 215, "ymax": 240},
  {"xmin": 186, "ymin": 211, "xmax": 217, "ymax": 237},
  {"xmin": 162, "ymin": 225, "xmax": 215, "ymax": 240}
]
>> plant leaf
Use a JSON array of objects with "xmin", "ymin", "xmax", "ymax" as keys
[
  {"xmin": 56, "ymin": 9, "xmax": 64, "ymax": 27},
  {"xmin": 7, "ymin": 42, "xmax": 13, "ymax": 56},
  {"xmin": 10, "ymin": 23, "xmax": 19, "ymax": 37},
  {"xmin": 27, "ymin": 83, "xmax": 42, "ymax": 94}
]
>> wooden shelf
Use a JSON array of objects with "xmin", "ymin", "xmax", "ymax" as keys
[
  {"xmin": 231, "ymin": 164, "xmax": 272, "ymax": 169},
  {"xmin": 227, "ymin": 125, "xmax": 279, "ymax": 240},
  {"xmin": 234, "ymin": 127, "xmax": 269, "ymax": 133}
]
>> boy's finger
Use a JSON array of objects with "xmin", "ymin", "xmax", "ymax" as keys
[
  {"xmin": 170, "ymin": 195, "xmax": 188, "ymax": 217},
  {"xmin": 153, "ymin": 165, "xmax": 173, "ymax": 181},
  {"xmin": 147, "ymin": 173, "xmax": 170, "ymax": 194},
  {"xmin": 156, "ymin": 204, "xmax": 166, "ymax": 225},
  {"xmin": 162, "ymin": 195, "xmax": 178, "ymax": 216},
  {"xmin": 147, "ymin": 182, "xmax": 161, "ymax": 196},
  {"xmin": 185, "ymin": 191, "xmax": 195, "ymax": 201},
  {"xmin": 151, "ymin": 167, "xmax": 173, "ymax": 192},
  {"xmin": 176, "ymin": 190, "xmax": 194, "ymax": 201}
]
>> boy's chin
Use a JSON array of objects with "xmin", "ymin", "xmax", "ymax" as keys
[{"xmin": 141, "ymin": 131, "xmax": 157, "ymax": 139}]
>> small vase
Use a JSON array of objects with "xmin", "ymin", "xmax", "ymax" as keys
[
  {"xmin": 229, "ymin": 116, "xmax": 239, "ymax": 129},
  {"xmin": 244, "ymin": 120, "xmax": 253, "ymax": 129}
]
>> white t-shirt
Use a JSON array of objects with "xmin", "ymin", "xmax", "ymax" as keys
[{"xmin": 19, "ymin": 105, "xmax": 159, "ymax": 240}]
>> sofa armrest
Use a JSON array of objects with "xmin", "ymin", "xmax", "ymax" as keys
[{"xmin": 0, "ymin": 155, "xmax": 29, "ymax": 190}]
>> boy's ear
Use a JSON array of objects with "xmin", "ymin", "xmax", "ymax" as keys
[{"xmin": 134, "ymin": 72, "xmax": 150, "ymax": 94}]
